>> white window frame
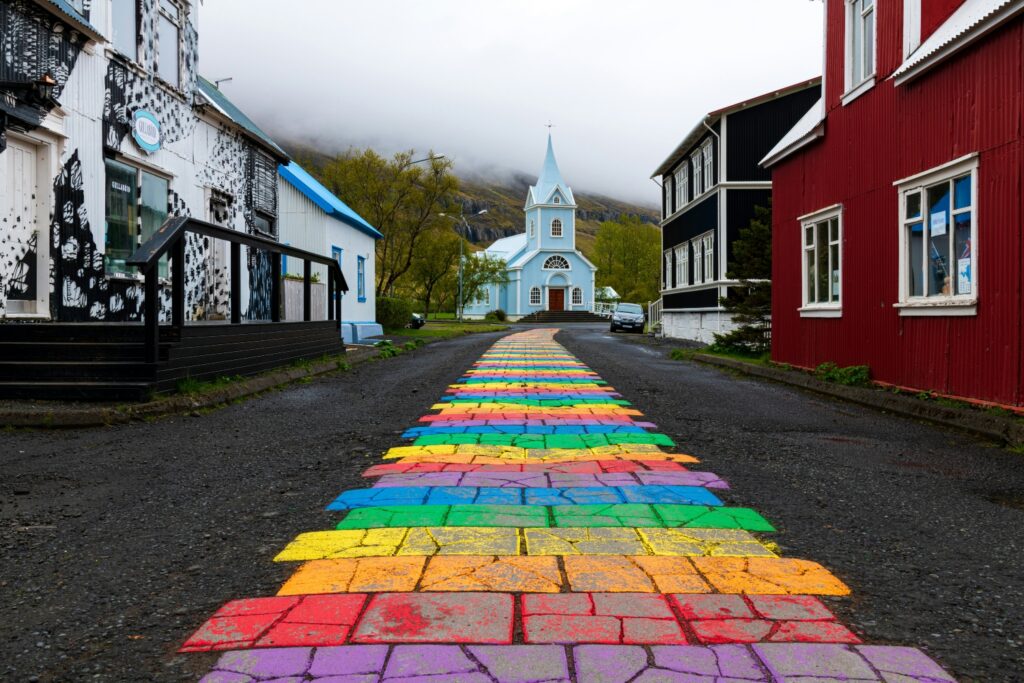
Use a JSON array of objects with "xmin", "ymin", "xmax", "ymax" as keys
[
  {"xmin": 156, "ymin": 0, "xmax": 184, "ymax": 91},
  {"xmin": 543, "ymin": 255, "xmax": 570, "ymax": 270},
  {"xmin": 551, "ymin": 218, "xmax": 563, "ymax": 238},
  {"xmin": 844, "ymin": 0, "xmax": 876, "ymax": 103},
  {"xmin": 691, "ymin": 239, "xmax": 703, "ymax": 284},
  {"xmin": 529, "ymin": 286, "xmax": 542, "ymax": 306},
  {"xmin": 529, "ymin": 219, "xmax": 535, "ymax": 238},
  {"xmin": 553, "ymin": 195, "xmax": 561, "ymax": 204},
  {"xmin": 663, "ymin": 179, "xmax": 672, "ymax": 219},
  {"xmin": 571, "ymin": 287, "xmax": 583, "ymax": 306},
  {"xmin": 702, "ymin": 232, "xmax": 714, "ymax": 284},
  {"xmin": 895, "ymin": 154, "xmax": 979, "ymax": 317},
  {"xmin": 799, "ymin": 205, "xmax": 843, "ymax": 317},
  {"xmin": 677, "ymin": 164, "xmax": 689, "ymax": 208},
  {"xmin": 691, "ymin": 153, "xmax": 703, "ymax": 197},
  {"xmin": 663, "ymin": 250, "xmax": 672, "ymax": 289},
  {"xmin": 673, "ymin": 245, "xmax": 687, "ymax": 288},
  {"xmin": 481, "ymin": 287, "xmax": 490, "ymax": 306},
  {"xmin": 702, "ymin": 140, "xmax": 714, "ymax": 191}
]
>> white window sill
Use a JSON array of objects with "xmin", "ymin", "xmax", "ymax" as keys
[
  {"xmin": 841, "ymin": 76, "xmax": 875, "ymax": 106},
  {"xmin": 894, "ymin": 300, "xmax": 977, "ymax": 317},
  {"xmin": 2, "ymin": 313, "xmax": 50, "ymax": 320},
  {"xmin": 799, "ymin": 306, "xmax": 842, "ymax": 318}
]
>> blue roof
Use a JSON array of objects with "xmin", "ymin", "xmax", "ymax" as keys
[
  {"xmin": 44, "ymin": 0, "xmax": 102, "ymax": 37},
  {"xmin": 279, "ymin": 162, "xmax": 382, "ymax": 240},
  {"xmin": 528, "ymin": 135, "xmax": 576, "ymax": 206},
  {"xmin": 196, "ymin": 77, "xmax": 288, "ymax": 159}
]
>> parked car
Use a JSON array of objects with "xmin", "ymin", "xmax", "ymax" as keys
[
  {"xmin": 408, "ymin": 313, "xmax": 426, "ymax": 329},
  {"xmin": 609, "ymin": 303, "xmax": 645, "ymax": 333}
]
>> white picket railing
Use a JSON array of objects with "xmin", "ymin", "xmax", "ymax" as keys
[
  {"xmin": 647, "ymin": 298, "xmax": 663, "ymax": 335},
  {"xmin": 594, "ymin": 302, "xmax": 616, "ymax": 317}
]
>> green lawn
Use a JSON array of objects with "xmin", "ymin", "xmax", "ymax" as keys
[{"xmin": 385, "ymin": 322, "xmax": 510, "ymax": 340}]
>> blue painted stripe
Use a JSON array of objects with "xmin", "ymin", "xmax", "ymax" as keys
[
  {"xmin": 326, "ymin": 485, "xmax": 723, "ymax": 510},
  {"xmin": 402, "ymin": 425, "xmax": 650, "ymax": 437}
]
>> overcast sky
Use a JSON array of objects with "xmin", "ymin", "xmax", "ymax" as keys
[{"xmin": 198, "ymin": 1, "xmax": 823, "ymax": 206}]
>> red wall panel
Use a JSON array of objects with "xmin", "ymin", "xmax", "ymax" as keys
[
  {"xmin": 771, "ymin": 18, "xmax": 1024, "ymax": 405},
  {"xmin": 922, "ymin": 0, "xmax": 968, "ymax": 41}
]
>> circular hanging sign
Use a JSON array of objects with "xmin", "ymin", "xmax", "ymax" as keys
[{"xmin": 132, "ymin": 110, "xmax": 161, "ymax": 153}]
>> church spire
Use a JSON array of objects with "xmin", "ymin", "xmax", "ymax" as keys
[{"xmin": 529, "ymin": 134, "xmax": 575, "ymax": 207}]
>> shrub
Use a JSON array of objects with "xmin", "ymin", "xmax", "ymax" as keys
[
  {"xmin": 376, "ymin": 296, "xmax": 415, "ymax": 330},
  {"xmin": 492, "ymin": 308, "xmax": 507, "ymax": 322},
  {"xmin": 814, "ymin": 362, "xmax": 871, "ymax": 386}
]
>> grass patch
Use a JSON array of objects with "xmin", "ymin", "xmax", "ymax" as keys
[
  {"xmin": 176, "ymin": 375, "xmax": 244, "ymax": 395},
  {"xmin": 385, "ymin": 322, "xmax": 509, "ymax": 340},
  {"xmin": 813, "ymin": 362, "xmax": 872, "ymax": 387}
]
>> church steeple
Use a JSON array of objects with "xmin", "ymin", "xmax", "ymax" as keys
[{"xmin": 527, "ymin": 135, "xmax": 576, "ymax": 208}]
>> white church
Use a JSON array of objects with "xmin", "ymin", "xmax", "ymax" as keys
[{"xmin": 463, "ymin": 136, "xmax": 597, "ymax": 320}]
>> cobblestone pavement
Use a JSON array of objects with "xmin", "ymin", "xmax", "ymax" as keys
[{"xmin": 182, "ymin": 329, "xmax": 956, "ymax": 682}]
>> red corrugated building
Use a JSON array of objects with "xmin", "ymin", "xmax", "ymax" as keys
[{"xmin": 763, "ymin": 0, "xmax": 1024, "ymax": 406}]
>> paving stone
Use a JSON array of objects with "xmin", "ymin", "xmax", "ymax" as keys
[
  {"xmin": 629, "ymin": 556, "xmax": 714, "ymax": 593},
  {"xmin": 418, "ymin": 556, "xmax": 562, "ymax": 592},
  {"xmin": 336, "ymin": 506, "xmax": 449, "ymax": 529},
  {"xmin": 381, "ymin": 644, "xmax": 482, "ymax": 679},
  {"xmin": 278, "ymin": 557, "xmax": 426, "ymax": 595},
  {"xmin": 524, "ymin": 528, "xmax": 648, "ymax": 555},
  {"xmin": 397, "ymin": 527, "xmax": 521, "ymax": 556},
  {"xmin": 856, "ymin": 645, "xmax": 959, "ymax": 682},
  {"xmin": 620, "ymin": 485, "xmax": 724, "ymax": 506},
  {"xmin": 351, "ymin": 593, "xmax": 514, "ymax": 643},
  {"xmin": 202, "ymin": 647, "xmax": 314, "ymax": 678},
  {"xmin": 275, "ymin": 529, "xmax": 408, "ymax": 561},
  {"xmin": 445, "ymin": 504, "xmax": 550, "ymax": 527},
  {"xmin": 181, "ymin": 595, "xmax": 367, "ymax": 652},
  {"xmin": 468, "ymin": 644, "xmax": 572, "ymax": 682},
  {"xmin": 649, "ymin": 644, "xmax": 769, "ymax": 681},
  {"xmin": 653, "ymin": 505, "xmax": 776, "ymax": 532},
  {"xmin": 638, "ymin": 529, "xmax": 776, "ymax": 558},
  {"xmin": 691, "ymin": 558, "xmax": 851, "ymax": 595},
  {"xmin": 752, "ymin": 643, "xmax": 878, "ymax": 679},
  {"xmin": 552, "ymin": 503, "xmax": 662, "ymax": 528},
  {"xmin": 308, "ymin": 645, "xmax": 388, "ymax": 677},
  {"xmin": 522, "ymin": 593, "xmax": 686, "ymax": 645}
]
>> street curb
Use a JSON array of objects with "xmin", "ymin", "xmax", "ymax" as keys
[
  {"xmin": 691, "ymin": 353, "xmax": 1024, "ymax": 447},
  {"xmin": 0, "ymin": 347, "xmax": 380, "ymax": 430}
]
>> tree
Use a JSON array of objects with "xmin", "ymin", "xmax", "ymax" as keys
[
  {"xmin": 407, "ymin": 227, "xmax": 462, "ymax": 318},
  {"xmin": 314, "ymin": 149, "xmax": 458, "ymax": 295},
  {"xmin": 592, "ymin": 215, "xmax": 661, "ymax": 303},
  {"xmin": 713, "ymin": 202, "xmax": 772, "ymax": 354},
  {"xmin": 460, "ymin": 253, "xmax": 508, "ymax": 318}
]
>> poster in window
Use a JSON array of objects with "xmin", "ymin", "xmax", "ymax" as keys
[
  {"xmin": 958, "ymin": 258, "xmax": 971, "ymax": 295},
  {"xmin": 930, "ymin": 211, "xmax": 947, "ymax": 237}
]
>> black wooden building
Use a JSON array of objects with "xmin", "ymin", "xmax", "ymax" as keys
[{"xmin": 650, "ymin": 79, "xmax": 820, "ymax": 343}]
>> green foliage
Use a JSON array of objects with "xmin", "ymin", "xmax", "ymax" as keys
[
  {"xmin": 460, "ymin": 254, "xmax": 508, "ymax": 317},
  {"xmin": 408, "ymin": 227, "xmax": 463, "ymax": 318},
  {"xmin": 714, "ymin": 203, "xmax": 773, "ymax": 354},
  {"xmin": 175, "ymin": 375, "xmax": 244, "ymax": 395},
  {"xmin": 484, "ymin": 309, "xmax": 508, "ymax": 322},
  {"xmin": 814, "ymin": 362, "xmax": 872, "ymax": 386},
  {"xmin": 374, "ymin": 339, "xmax": 402, "ymax": 358},
  {"xmin": 377, "ymin": 296, "xmax": 415, "ymax": 330},
  {"xmin": 669, "ymin": 348, "xmax": 694, "ymax": 361},
  {"xmin": 592, "ymin": 215, "xmax": 661, "ymax": 303},
  {"xmin": 307, "ymin": 148, "xmax": 458, "ymax": 295}
]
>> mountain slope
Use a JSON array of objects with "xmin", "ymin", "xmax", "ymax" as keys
[{"xmin": 454, "ymin": 172, "xmax": 658, "ymax": 258}]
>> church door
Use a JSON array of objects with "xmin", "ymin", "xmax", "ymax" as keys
[{"xmin": 549, "ymin": 288, "xmax": 565, "ymax": 311}]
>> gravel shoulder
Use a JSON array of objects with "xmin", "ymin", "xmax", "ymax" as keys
[{"xmin": 558, "ymin": 326, "xmax": 1024, "ymax": 682}]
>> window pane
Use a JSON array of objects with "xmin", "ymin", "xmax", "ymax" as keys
[
  {"xmin": 953, "ymin": 175, "xmax": 972, "ymax": 209},
  {"xmin": 927, "ymin": 183, "xmax": 951, "ymax": 296},
  {"xmin": 804, "ymin": 225, "xmax": 814, "ymax": 247},
  {"xmin": 905, "ymin": 191, "xmax": 921, "ymax": 220},
  {"xmin": 864, "ymin": 10, "xmax": 875, "ymax": 75},
  {"xmin": 851, "ymin": 2, "xmax": 863, "ymax": 84},
  {"xmin": 908, "ymin": 222, "xmax": 924, "ymax": 296},
  {"xmin": 160, "ymin": 0, "xmax": 178, "ymax": 14},
  {"xmin": 954, "ymin": 211, "xmax": 972, "ymax": 296},
  {"xmin": 830, "ymin": 242, "xmax": 840, "ymax": 303},
  {"xmin": 806, "ymin": 246, "xmax": 816, "ymax": 304},
  {"xmin": 111, "ymin": 0, "xmax": 137, "ymax": 58},
  {"xmin": 158, "ymin": 15, "xmax": 180, "ymax": 88},
  {"xmin": 815, "ymin": 221, "xmax": 828, "ymax": 303},
  {"xmin": 140, "ymin": 172, "xmax": 169, "ymax": 278},
  {"xmin": 105, "ymin": 160, "xmax": 138, "ymax": 275},
  {"xmin": 829, "ymin": 218, "xmax": 839, "ymax": 243}
]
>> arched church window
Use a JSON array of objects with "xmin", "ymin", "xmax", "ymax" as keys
[
  {"xmin": 551, "ymin": 219, "xmax": 563, "ymax": 237},
  {"xmin": 543, "ymin": 255, "xmax": 570, "ymax": 270},
  {"xmin": 572, "ymin": 287, "xmax": 583, "ymax": 306},
  {"xmin": 530, "ymin": 287, "xmax": 542, "ymax": 305}
]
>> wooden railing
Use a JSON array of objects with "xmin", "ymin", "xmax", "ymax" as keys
[
  {"xmin": 126, "ymin": 216, "xmax": 349, "ymax": 363},
  {"xmin": 647, "ymin": 298, "xmax": 663, "ymax": 334}
]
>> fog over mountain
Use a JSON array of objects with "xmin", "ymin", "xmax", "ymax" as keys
[{"xmin": 197, "ymin": 1, "xmax": 823, "ymax": 205}]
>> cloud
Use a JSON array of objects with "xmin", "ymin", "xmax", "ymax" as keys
[{"xmin": 198, "ymin": 0, "xmax": 823, "ymax": 204}]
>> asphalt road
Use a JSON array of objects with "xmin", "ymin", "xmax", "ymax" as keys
[{"xmin": 1, "ymin": 325, "xmax": 1022, "ymax": 681}]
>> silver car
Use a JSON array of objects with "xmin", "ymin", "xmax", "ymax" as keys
[{"xmin": 610, "ymin": 303, "xmax": 645, "ymax": 333}]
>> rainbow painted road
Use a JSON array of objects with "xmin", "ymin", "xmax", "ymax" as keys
[{"xmin": 185, "ymin": 329, "xmax": 957, "ymax": 682}]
